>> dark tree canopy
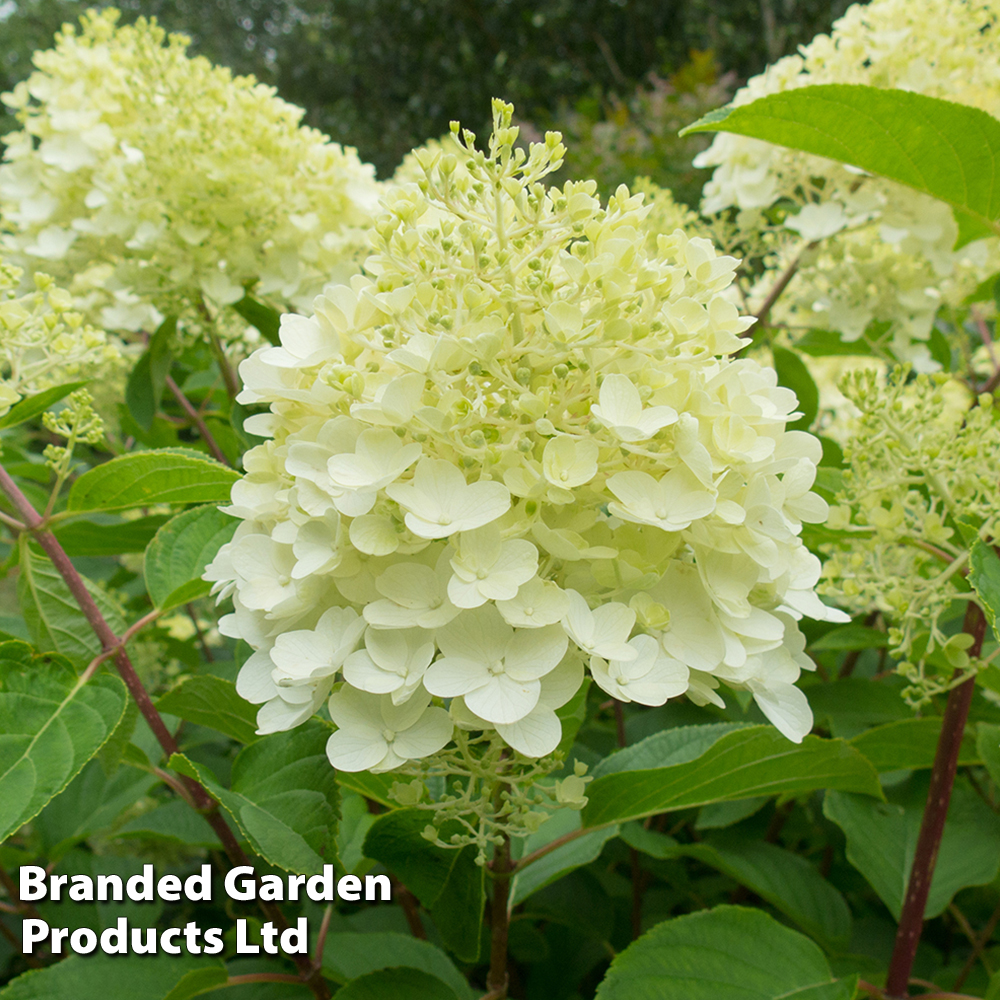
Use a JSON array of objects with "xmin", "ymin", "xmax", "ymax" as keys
[{"xmin": 1, "ymin": 0, "xmax": 853, "ymax": 174}]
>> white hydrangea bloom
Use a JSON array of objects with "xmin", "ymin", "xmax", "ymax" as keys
[
  {"xmin": 694, "ymin": 0, "xmax": 1000, "ymax": 367},
  {"xmin": 0, "ymin": 10, "xmax": 381, "ymax": 340},
  {"xmin": 207, "ymin": 101, "xmax": 844, "ymax": 774}
]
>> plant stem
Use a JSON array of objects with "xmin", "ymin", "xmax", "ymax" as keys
[
  {"xmin": 754, "ymin": 245, "xmax": 813, "ymax": 330},
  {"xmin": 952, "ymin": 894, "xmax": 1000, "ymax": 990},
  {"xmin": 165, "ymin": 374, "xmax": 231, "ymax": 466},
  {"xmin": 0, "ymin": 461, "xmax": 329, "ymax": 1000},
  {"xmin": 884, "ymin": 601, "xmax": 987, "ymax": 998},
  {"xmin": 485, "ymin": 835, "xmax": 511, "ymax": 1000}
]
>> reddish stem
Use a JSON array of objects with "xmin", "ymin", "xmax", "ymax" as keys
[
  {"xmin": 0, "ymin": 461, "xmax": 329, "ymax": 1000},
  {"xmin": 165, "ymin": 374, "xmax": 231, "ymax": 466},
  {"xmin": 485, "ymin": 835, "xmax": 511, "ymax": 999},
  {"xmin": 884, "ymin": 602, "xmax": 988, "ymax": 998}
]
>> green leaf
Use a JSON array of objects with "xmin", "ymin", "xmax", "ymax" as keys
[
  {"xmin": 824, "ymin": 774, "xmax": 1000, "ymax": 919},
  {"xmin": 0, "ymin": 382, "xmax": 87, "ymax": 430},
  {"xmin": 232, "ymin": 294, "xmax": 282, "ymax": 346},
  {"xmin": 0, "ymin": 642, "xmax": 128, "ymax": 841},
  {"xmin": 336, "ymin": 770, "xmax": 397, "ymax": 807},
  {"xmin": 772, "ymin": 346, "xmax": 819, "ymax": 431},
  {"xmin": 52, "ymin": 515, "xmax": 172, "ymax": 557},
  {"xmin": 125, "ymin": 317, "xmax": 176, "ymax": 432},
  {"xmin": 594, "ymin": 905, "xmax": 853, "ymax": 1000},
  {"xmin": 971, "ymin": 539, "xmax": 1000, "ymax": 637},
  {"xmin": 582, "ymin": 725, "xmax": 882, "ymax": 828},
  {"xmin": 160, "ymin": 968, "xmax": 229, "ymax": 1000},
  {"xmin": 682, "ymin": 84, "xmax": 1000, "ymax": 248},
  {"xmin": 849, "ymin": 717, "xmax": 981, "ymax": 772},
  {"xmin": 336, "ymin": 969, "xmax": 458, "ymax": 1000},
  {"xmin": 35, "ymin": 757, "xmax": 157, "ymax": 856},
  {"xmin": 156, "ymin": 675, "xmax": 258, "ymax": 744},
  {"xmin": 510, "ymin": 809, "xmax": 619, "ymax": 906},
  {"xmin": 362, "ymin": 809, "xmax": 485, "ymax": 961},
  {"xmin": 169, "ymin": 721, "xmax": 339, "ymax": 874},
  {"xmin": 321, "ymin": 932, "xmax": 473, "ymax": 999},
  {"xmin": 17, "ymin": 545, "xmax": 127, "ymax": 668},
  {"xmin": 807, "ymin": 678, "xmax": 909, "ymax": 739},
  {"xmin": 67, "ymin": 449, "xmax": 239, "ymax": 513},
  {"xmin": 976, "ymin": 723, "xmax": 1000, "ymax": 790},
  {"xmin": 112, "ymin": 798, "xmax": 222, "ymax": 848},
  {"xmin": 0, "ymin": 955, "xmax": 222, "ymax": 1000},
  {"xmin": 144, "ymin": 505, "xmax": 237, "ymax": 610},
  {"xmin": 809, "ymin": 625, "xmax": 889, "ymax": 652},
  {"xmin": 619, "ymin": 826, "xmax": 849, "ymax": 948},
  {"xmin": 928, "ymin": 325, "xmax": 953, "ymax": 371}
]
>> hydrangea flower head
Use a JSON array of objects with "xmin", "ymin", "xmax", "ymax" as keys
[
  {"xmin": 206, "ymin": 100, "xmax": 845, "ymax": 800},
  {"xmin": 0, "ymin": 9, "xmax": 380, "ymax": 338},
  {"xmin": 694, "ymin": 0, "xmax": 1000, "ymax": 368}
]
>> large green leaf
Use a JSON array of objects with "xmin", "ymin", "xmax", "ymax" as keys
[
  {"xmin": 807, "ymin": 678, "xmax": 909, "ymax": 739},
  {"xmin": 52, "ymin": 515, "xmax": 171, "ymax": 557},
  {"xmin": 111, "ymin": 798, "xmax": 222, "ymax": 848},
  {"xmin": 67, "ymin": 449, "xmax": 239, "ymax": 513},
  {"xmin": 594, "ymin": 905, "xmax": 854, "ymax": 1000},
  {"xmin": 510, "ymin": 809, "xmax": 619, "ymax": 906},
  {"xmin": 809, "ymin": 625, "xmax": 889, "ymax": 653},
  {"xmin": 971, "ymin": 539, "xmax": 1000, "ymax": 637},
  {"xmin": 0, "ymin": 642, "xmax": 127, "ymax": 842},
  {"xmin": 156, "ymin": 675, "xmax": 258, "ymax": 744},
  {"xmin": 0, "ymin": 954, "xmax": 221, "ymax": 1000},
  {"xmin": 35, "ymin": 757, "xmax": 158, "ymax": 856},
  {"xmin": 824, "ymin": 774, "xmax": 1000, "ymax": 919},
  {"xmin": 321, "ymin": 932, "xmax": 474, "ymax": 999},
  {"xmin": 17, "ymin": 545, "xmax": 127, "ymax": 669},
  {"xmin": 849, "ymin": 717, "xmax": 981, "ymax": 772},
  {"xmin": 362, "ymin": 809, "xmax": 485, "ymax": 961},
  {"xmin": 682, "ymin": 84, "xmax": 1000, "ymax": 247},
  {"xmin": 335, "ymin": 969, "xmax": 458, "ymax": 1000},
  {"xmin": 621, "ymin": 825, "xmax": 850, "ymax": 949},
  {"xmin": 0, "ymin": 382, "xmax": 87, "ymax": 430},
  {"xmin": 144, "ymin": 505, "xmax": 237, "ymax": 610},
  {"xmin": 582, "ymin": 725, "xmax": 881, "ymax": 827},
  {"xmin": 169, "ymin": 721, "xmax": 339, "ymax": 874}
]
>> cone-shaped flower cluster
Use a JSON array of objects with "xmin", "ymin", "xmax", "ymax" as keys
[
  {"xmin": 0, "ymin": 9, "xmax": 380, "ymax": 337},
  {"xmin": 206, "ymin": 100, "xmax": 846, "ymax": 777},
  {"xmin": 694, "ymin": 0, "xmax": 1000, "ymax": 368}
]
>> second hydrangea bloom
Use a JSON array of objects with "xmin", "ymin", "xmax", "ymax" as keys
[{"xmin": 206, "ymin": 100, "xmax": 846, "ymax": 773}]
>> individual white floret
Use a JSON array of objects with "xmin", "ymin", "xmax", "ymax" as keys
[
  {"xmin": 590, "ymin": 374, "xmax": 678, "ymax": 442},
  {"xmin": 269, "ymin": 606, "xmax": 366, "ymax": 687},
  {"xmin": 364, "ymin": 557, "xmax": 462, "ymax": 629},
  {"xmin": 424, "ymin": 606, "xmax": 568, "ymax": 724},
  {"xmin": 342, "ymin": 626, "xmax": 435, "ymax": 704},
  {"xmin": 386, "ymin": 459, "xmax": 511, "ymax": 539},
  {"xmin": 326, "ymin": 687, "xmax": 453, "ymax": 772},
  {"xmin": 561, "ymin": 590, "xmax": 638, "ymax": 662},
  {"xmin": 496, "ymin": 577, "xmax": 571, "ymax": 628},
  {"xmin": 606, "ymin": 467, "xmax": 717, "ymax": 533},
  {"xmin": 590, "ymin": 634, "xmax": 690, "ymax": 706},
  {"xmin": 447, "ymin": 524, "xmax": 539, "ymax": 608},
  {"xmin": 326, "ymin": 427, "xmax": 423, "ymax": 494},
  {"xmin": 450, "ymin": 658, "xmax": 586, "ymax": 757}
]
